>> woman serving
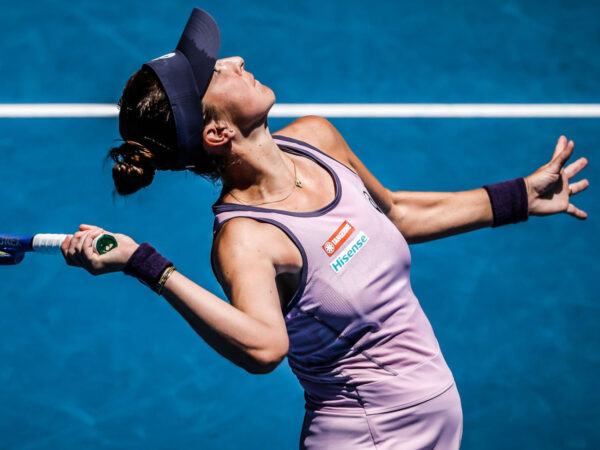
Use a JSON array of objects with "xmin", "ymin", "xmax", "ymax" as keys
[{"xmin": 62, "ymin": 9, "xmax": 589, "ymax": 449}]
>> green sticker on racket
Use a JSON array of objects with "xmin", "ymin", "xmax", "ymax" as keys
[{"xmin": 92, "ymin": 234, "xmax": 118, "ymax": 255}]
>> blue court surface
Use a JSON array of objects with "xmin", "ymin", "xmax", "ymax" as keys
[{"xmin": 1, "ymin": 1, "xmax": 598, "ymax": 449}]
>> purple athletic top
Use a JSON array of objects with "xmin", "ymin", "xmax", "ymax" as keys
[{"xmin": 211, "ymin": 135, "xmax": 455, "ymax": 415}]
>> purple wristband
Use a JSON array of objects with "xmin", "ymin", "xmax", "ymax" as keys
[
  {"xmin": 122, "ymin": 242, "xmax": 173, "ymax": 292},
  {"xmin": 483, "ymin": 177, "xmax": 529, "ymax": 227}
]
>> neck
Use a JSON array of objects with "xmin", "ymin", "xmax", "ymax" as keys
[{"xmin": 220, "ymin": 123, "xmax": 297, "ymax": 204}]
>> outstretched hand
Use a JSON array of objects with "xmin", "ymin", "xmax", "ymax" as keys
[
  {"xmin": 524, "ymin": 135, "xmax": 589, "ymax": 219},
  {"xmin": 60, "ymin": 224, "xmax": 139, "ymax": 275}
]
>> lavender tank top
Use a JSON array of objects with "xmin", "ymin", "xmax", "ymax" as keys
[{"xmin": 211, "ymin": 135, "xmax": 455, "ymax": 415}]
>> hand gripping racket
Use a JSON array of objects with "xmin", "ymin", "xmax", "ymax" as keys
[{"xmin": 0, "ymin": 233, "xmax": 117, "ymax": 266}]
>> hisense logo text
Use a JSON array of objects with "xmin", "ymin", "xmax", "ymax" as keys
[{"xmin": 330, "ymin": 231, "xmax": 369, "ymax": 273}]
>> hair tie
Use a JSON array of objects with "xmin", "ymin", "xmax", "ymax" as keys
[{"xmin": 143, "ymin": 135, "xmax": 172, "ymax": 151}]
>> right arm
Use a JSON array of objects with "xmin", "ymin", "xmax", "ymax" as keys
[
  {"xmin": 62, "ymin": 222, "xmax": 289, "ymax": 374},
  {"xmin": 160, "ymin": 218, "xmax": 289, "ymax": 374}
]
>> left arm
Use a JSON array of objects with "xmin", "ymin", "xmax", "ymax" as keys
[
  {"xmin": 378, "ymin": 133, "xmax": 590, "ymax": 242},
  {"xmin": 383, "ymin": 188, "xmax": 494, "ymax": 244},
  {"xmin": 278, "ymin": 117, "xmax": 589, "ymax": 244}
]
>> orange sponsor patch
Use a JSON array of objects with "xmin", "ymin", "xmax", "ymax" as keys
[{"xmin": 322, "ymin": 220, "xmax": 355, "ymax": 256}]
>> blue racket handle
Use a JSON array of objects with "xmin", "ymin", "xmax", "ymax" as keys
[{"xmin": 0, "ymin": 234, "xmax": 34, "ymax": 252}]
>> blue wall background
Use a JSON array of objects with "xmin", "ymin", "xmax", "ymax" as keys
[{"xmin": 0, "ymin": 1, "xmax": 598, "ymax": 448}]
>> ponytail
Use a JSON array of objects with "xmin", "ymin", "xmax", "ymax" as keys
[{"xmin": 108, "ymin": 140, "xmax": 157, "ymax": 195}]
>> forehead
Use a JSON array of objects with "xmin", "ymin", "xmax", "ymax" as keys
[
  {"xmin": 205, "ymin": 59, "xmax": 241, "ymax": 93},
  {"xmin": 215, "ymin": 56, "xmax": 240, "ymax": 64},
  {"xmin": 202, "ymin": 77, "xmax": 233, "ymax": 110}
]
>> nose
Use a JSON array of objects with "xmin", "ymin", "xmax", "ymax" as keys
[{"xmin": 215, "ymin": 56, "xmax": 245, "ymax": 75}]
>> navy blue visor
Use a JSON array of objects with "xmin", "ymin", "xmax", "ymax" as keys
[{"xmin": 142, "ymin": 9, "xmax": 220, "ymax": 169}]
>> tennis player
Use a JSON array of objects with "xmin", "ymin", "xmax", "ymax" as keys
[{"xmin": 62, "ymin": 9, "xmax": 589, "ymax": 449}]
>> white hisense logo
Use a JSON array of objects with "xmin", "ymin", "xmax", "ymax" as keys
[
  {"xmin": 329, "ymin": 231, "xmax": 369, "ymax": 274},
  {"xmin": 153, "ymin": 52, "xmax": 176, "ymax": 61}
]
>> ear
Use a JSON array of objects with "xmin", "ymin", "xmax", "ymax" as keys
[{"xmin": 203, "ymin": 121, "xmax": 235, "ymax": 149}]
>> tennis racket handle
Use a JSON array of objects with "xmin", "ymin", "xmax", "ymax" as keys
[
  {"xmin": 31, "ymin": 233, "xmax": 118, "ymax": 255},
  {"xmin": 0, "ymin": 234, "xmax": 34, "ymax": 252},
  {"xmin": 31, "ymin": 234, "xmax": 68, "ymax": 253}
]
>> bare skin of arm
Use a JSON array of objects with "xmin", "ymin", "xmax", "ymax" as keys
[
  {"xmin": 62, "ymin": 221, "xmax": 298, "ymax": 374},
  {"xmin": 167, "ymin": 217, "xmax": 299, "ymax": 373},
  {"xmin": 276, "ymin": 116, "xmax": 589, "ymax": 244}
]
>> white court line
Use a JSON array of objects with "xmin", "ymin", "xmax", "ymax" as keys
[
  {"xmin": 0, "ymin": 103, "xmax": 600, "ymax": 118},
  {"xmin": 0, "ymin": 104, "xmax": 119, "ymax": 118}
]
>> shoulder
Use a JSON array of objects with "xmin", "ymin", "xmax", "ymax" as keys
[
  {"xmin": 273, "ymin": 116, "xmax": 354, "ymax": 171},
  {"xmin": 276, "ymin": 117, "xmax": 395, "ymax": 218},
  {"xmin": 214, "ymin": 218, "xmax": 276, "ymax": 264},
  {"xmin": 213, "ymin": 217, "xmax": 301, "ymax": 280}
]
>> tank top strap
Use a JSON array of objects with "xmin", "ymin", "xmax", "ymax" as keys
[{"xmin": 272, "ymin": 134, "xmax": 360, "ymax": 180}]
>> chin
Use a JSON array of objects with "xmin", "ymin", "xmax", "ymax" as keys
[
  {"xmin": 268, "ymin": 89, "xmax": 276, "ymax": 106},
  {"xmin": 262, "ymin": 82, "xmax": 275, "ymax": 100},
  {"xmin": 263, "ymin": 87, "xmax": 276, "ymax": 113}
]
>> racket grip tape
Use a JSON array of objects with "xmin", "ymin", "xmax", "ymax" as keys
[{"xmin": 32, "ymin": 234, "xmax": 68, "ymax": 253}]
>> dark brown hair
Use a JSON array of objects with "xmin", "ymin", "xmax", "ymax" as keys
[{"xmin": 108, "ymin": 66, "xmax": 223, "ymax": 195}]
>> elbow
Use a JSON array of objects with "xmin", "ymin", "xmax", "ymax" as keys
[
  {"xmin": 382, "ymin": 188, "xmax": 396, "ymax": 217},
  {"xmin": 385, "ymin": 191, "xmax": 404, "ymax": 223},
  {"xmin": 245, "ymin": 343, "xmax": 289, "ymax": 375},
  {"xmin": 245, "ymin": 357, "xmax": 284, "ymax": 374}
]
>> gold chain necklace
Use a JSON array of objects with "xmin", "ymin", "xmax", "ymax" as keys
[{"xmin": 227, "ymin": 157, "xmax": 303, "ymax": 207}]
